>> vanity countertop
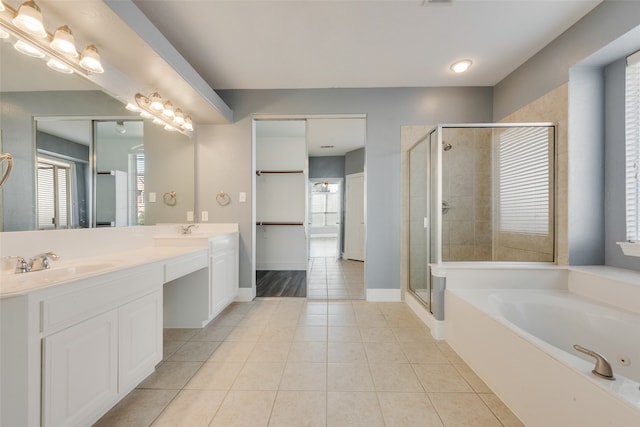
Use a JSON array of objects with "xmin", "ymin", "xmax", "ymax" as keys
[{"xmin": 0, "ymin": 245, "xmax": 208, "ymax": 298}]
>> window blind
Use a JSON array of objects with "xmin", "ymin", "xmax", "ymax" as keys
[
  {"xmin": 497, "ymin": 127, "xmax": 550, "ymax": 235},
  {"xmin": 625, "ymin": 50, "xmax": 640, "ymax": 242}
]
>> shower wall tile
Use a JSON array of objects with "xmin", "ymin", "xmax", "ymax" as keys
[
  {"xmin": 449, "ymin": 221, "xmax": 475, "ymax": 245},
  {"xmin": 474, "ymin": 245, "xmax": 493, "ymax": 261},
  {"xmin": 449, "ymin": 245, "xmax": 474, "ymax": 260},
  {"xmin": 475, "ymin": 222, "xmax": 492, "ymax": 245},
  {"xmin": 445, "ymin": 196, "xmax": 473, "ymax": 221}
]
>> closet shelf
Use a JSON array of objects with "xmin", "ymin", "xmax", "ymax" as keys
[
  {"xmin": 256, "ymin": 170, "xmax": 304, "ymax": 176},
  {"xmin": 256, "ymin": 221, "xmax": 304, "ymax": 226}
]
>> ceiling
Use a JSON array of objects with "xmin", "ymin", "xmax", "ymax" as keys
[{"xmin": 130, "ymin": 0, "xmax": 602, "ymax": 90}]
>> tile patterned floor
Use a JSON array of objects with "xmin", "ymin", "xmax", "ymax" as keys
[
  {"xmin": 94, "ymin": 299, "xmax": 524, "ymax": 427},
  {"xmin": 307, "ymin": 258, "xmax": 365, "ymax": 300}
]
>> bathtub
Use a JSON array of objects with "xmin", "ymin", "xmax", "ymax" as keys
[{"xmin": 443, "ymin": 264, "xmax": 640, "ymax": 427}]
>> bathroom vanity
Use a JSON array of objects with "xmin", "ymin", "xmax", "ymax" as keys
[{"xmin": 0, "ymin": 224, "xmax": 239, "ymax": 427}]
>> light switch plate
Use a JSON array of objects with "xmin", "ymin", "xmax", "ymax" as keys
[
  {"xmin": 187, "ymin": 211, "xmax": 194, "ymax": 222},
  {"xmin": 149, "ymin": 192, "xmax": 156, "ymax": 203},
  {"xmin": 239, "ymin": 192, "xmax": 246, "ymax": 202},
  {"xmin": 201, "ymin": 211, "xmax": 208, "ymax": 221}
]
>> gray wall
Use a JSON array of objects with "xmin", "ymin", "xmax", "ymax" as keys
[
  {"xmin": 309, "ymin": 156, "xmax": 345, "ymax": 179},
  {"xmin": 345, "ymin": 147, "xmax": 365, "ymax": 175},
  {"xmin": 198, "ymin": 87, "xmax": 493, "ymax": 291},
  {"xmin": 493, "ymin": 1, "xmax": 640, "ymax": 121}
]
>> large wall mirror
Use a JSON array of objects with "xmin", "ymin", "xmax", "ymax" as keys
[{"xmin": 0, "ymin": 37, "xmax": 195, "ymax": 232}]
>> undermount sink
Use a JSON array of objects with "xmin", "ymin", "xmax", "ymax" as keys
[{"xmin": 2, "ymin": 263, "xmax": 118, "ymax": 287}]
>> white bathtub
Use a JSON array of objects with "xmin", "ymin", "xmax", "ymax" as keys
[{"xmin": 444, "ymin": 264, "xmax": 640, "ymax": 427}]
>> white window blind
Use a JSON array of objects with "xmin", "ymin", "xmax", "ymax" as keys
[
  {"xmin": 37, "ymin": 159, "xmax": 70, "ymax": 230},
  {"xmin": 497, "ymin": 127, "xmax": 550, "ymax": 235},
  {"xmin": 625, "ymin": 50, "xmax": 640, "ymax": 242}
]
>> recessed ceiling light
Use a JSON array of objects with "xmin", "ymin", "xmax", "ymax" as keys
[{"xmin": 450, "ymin": 59, "xmax": 472, "ymax": 74}]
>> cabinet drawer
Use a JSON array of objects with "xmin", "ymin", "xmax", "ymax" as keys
[
  {"xmin": 40, "ymin": 265, "xmax": 162, "ymax": 334},
  {"xmin": 164, "ymin": 252, "xmax": 208, "ymax": 282}
]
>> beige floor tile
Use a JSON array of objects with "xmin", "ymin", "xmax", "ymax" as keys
[
  {"xmin": 94, "ymin": 389, "xmax": 178, "ymax": 427},
  {"xmin": 328, "ymin": 313, "xmax": 358, "ymax": 326},
  {"xmin": 210, "ymin": 390, "xmax": 277, "ymax": 427},
  {"xmin": 208, "ymin": 340, "xmax": 256, "ymax": 362},
  {"xmin": 287, "ymin": 341, "xmax": 327, "ymax": 362},
  {"xmin": 455, "ymin": 363, "xmax": 492, "ymax": 393},
  {"xmin": 151, "ymin": 389, "xmax": 226, "ymax": 427},
  {"xmin": 328, "ymin": 303, "xmax": 354, "ymax": 315},
  {"xmin": 258, "ymin": 326, "xmax": 296, "ymax": 343},
  {"xmin": 211, "ymin": 312, "xmax": 246, "ymax": 326},
  {"xmin": 303, "ymin": 302, "xmax": 328, "ymax": 315},
  {"xmin": 429, "ymin": 393, "xmax": 503, "ymax": 427},
  {"xmin": 327, "ymin": 391, "xmax": 385, "ymax": 427},
  {"xmin": 279, "ymin": 362, "xmax": 327, "ymax": 391},
  {"xmin": 327, "ymin": 362, "xmax": 375, "ymax": 391},
  {"xmin": 268, "ymin": 391, "xmax": 326, "ymax": 427},
  {"xmin": 399, "ymin": 340, "xmax": 450, "ymax": 364},
  {"xmin": 377, "ymin": 392, "xmax": 444, "ymax": 427},
  {"xmin": 267, "ymin": 314, "xmax": 301, "ymax": 328},
  {"xmin": 298, "ymin": 314, "xmax": 328, "ymax": 326},
  {"xmin": 359, "ymin": 327, "xmax": 397, "ymax": 343},
  {"xmin": 231, "ymin": 362, "xmax": 285, "ymax": 390},
  {"xmin": 163, "ymin": 328, "xmax": 199, "ymax": 342},
  {"xmin": 437, "ymin": 342, "xmax": 466, "ymax": 364},
  {"xmin": 191, "ymin": 325, "xmax": 234, "ymax": 341},
  {"xmin": 479, "ymin": 393, "xmax": 526, "ymax": 427},
  {"xmin": 247, "ymin": 341, "xmax": 292, "ymax": 362},
  {"xmin": 328, "ymin": 326, "xmax": 362, "ymax": 342},
  {"xmin": 328, "ymin": 341, "xmax": 367, "ymax": 363},
  {"xmin": 392, "ymin": 327, "xmax": 434, "ymax": 343},
  {"xmin": 167, "ymin": 341, "xmax": 221, "ymax": 362},
  {"xmin": 413, "ymin": 364, "xmax": 474, "ymax": 392},
  {"xmin": 184, "ymin": 361, "xmax": 244, "ymax": 390},
  {"xmin": 356, "ymin": 313, "xmax": 390, "ymax": 328},
  {"xmin": 385, "ymin": 314, "xmax": 424, "ymax": 328},
  {"xmin": 137, "ymin": 361, "xmax": 202, "ymax": 390},
  {"xmin": 293, "ymin": 325, "xmax": 327, "ymax": 342},
  {"xmin": 364, "ymin": 341, "xmax": 408, "ymax": 363},
  {"xmin": 162, "ymin": 341, "xmax": 185, "ymax": 361},
  {"xmin": 369, "ymin": 363, "xmax": 423, "ymax": 392},
  {"xmin": 225, "ymin": 325, "xmax": 263, "ymax": 342}
]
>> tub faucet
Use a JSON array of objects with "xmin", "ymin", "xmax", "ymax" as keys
[
  {"xmin": 573, "ymin": 344, "xmax": 615, "ymax": 380},
  {"xmin": 29, "ymin": 252, "xmax": 59, "ymax": 272}
]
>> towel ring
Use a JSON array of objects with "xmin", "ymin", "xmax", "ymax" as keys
[
  {"xmin": 216, "ymin": 191, "xmax": 231, "ymax": 206},
  {"xmin": 163, "ymin": 191, "xmax": 177, "ymax": 206}
]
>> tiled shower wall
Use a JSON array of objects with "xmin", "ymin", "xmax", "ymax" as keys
[{"xmin": 441, "ymin": 128, "xmax": 493, "ymax": 261}]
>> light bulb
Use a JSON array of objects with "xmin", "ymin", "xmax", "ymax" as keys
[
  {"xmin": 46, "ymin": 58, "xmax": 73, "ymax": 74},
  {"xmin": 14, "ymin": 40, "xmax": 44, "ymax": 58},
  {"xmin": 13, "ymin": 1, "xmax": 47, "ymax": 38},
  {"xmin": 0, "ymin": 1, "xmax": 5, "ymax": 12},
  {"xmin": 79, "ymin": 45, "xmax": 104, "ymax": 73},
  {"xmin": 164, "ymin": 124, "xmax": 176, "ymax": 131},
  {"xmin": 152, "ymin": 118, "xmax": 164, "ymax": 125},
  {"xmin": 450, "ymin": 59, "xmax": 472, "ymax": 74},
  {"xmin": 0, "ymin": 28, "xmax": 9, "ymax": 39},
  {"xmin": 184, "ymin": 116, "xmax": 193, "ymax": 131},
  {"xmin": 50, "ymin": 25, "xmax": 78, "ymax": 57},
  {"xmin": 125, "ymin": 102, "xmax": 139, "ymax": 112},
  {"xmin": 162, "ymin": 101, "xmax": 175, "ymax": 118},
  {"xmin": 140, "ymin": 111, "xmax": 153, "ymax": 119},
  {"xmin": 173, "ymin": 108, "xmax": 185, "ymax": 125},
  {"xmin": 149, "ymin": 92, "xmax": 163, "ymax": 111}
]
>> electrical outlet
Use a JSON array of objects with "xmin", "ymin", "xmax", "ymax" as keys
[
  {"xmin": 201, "ymin": 211, "xmax": 208, "ymax": 221},
  {"xmin": 239, "ymin": 192, "xmax": 246, "ymax": 202},
  {"xmin": 149, "ymin": 192, "xmax": 156, "ymax": 203},
  {"xmin": 187, "ymin": 211, "xmax": 194, "ymax": 222}
]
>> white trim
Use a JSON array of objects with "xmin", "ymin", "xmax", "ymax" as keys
[
  {"xmin": 235, "ymin": 287, "xmax": 256, "ymax": 302},
  {"xmin": 405, "ymin": 291, "xmax": 446, "ymax": 340},
  {"xmin": 256, "ymin": 263, "xmax": 307, "ymax": 271},
  {"xmin": 617, "ymin": 241, "xmax": 640, "ymax": 257},
  {"xmin": 366, "ymin": 288, "xmax": 401, "ymax": 302}
]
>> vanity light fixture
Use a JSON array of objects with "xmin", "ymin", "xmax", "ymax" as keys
[
  {"xmin": 133, "ymin": 92, "xmax": 194, "ymax": 134},
  {"xmin": 0, "ymin": 1, "xmax": 105, "ymax": 75},
  {"xmin": 450, "ymin": 59, "xmax": 472, "ymax": 73}
]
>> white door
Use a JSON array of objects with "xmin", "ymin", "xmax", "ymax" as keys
[{"xmin": 345, "ymin": 173, "xmax": 365, "ymax": 261}]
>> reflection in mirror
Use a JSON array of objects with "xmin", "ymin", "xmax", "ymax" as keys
[{"xmin": 1, "ymin": 35, "xmax": 196, "ymax": 232}]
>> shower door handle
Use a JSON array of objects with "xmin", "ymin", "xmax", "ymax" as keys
[{"xmin": 442, "ymin": 201, "xmax": 450, "ymax": 215}]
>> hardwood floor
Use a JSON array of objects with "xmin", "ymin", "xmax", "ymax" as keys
[{"xmin": 256, "ymin": 270, "xmax": 306, "ymax": 297}]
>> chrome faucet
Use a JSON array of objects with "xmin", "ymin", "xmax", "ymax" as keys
[
  {"xmin": 180, "ymin": 224, "xmax": 197, "ymax": 235},
  {"xmin": 574, "ymin": 344, "xmax": 615, "ymax": 380},
  {"xmin": 9, "ymin": 256, "xmax": 30, "ymax": 273},
  {"xmin": 29, "ymin": 252, "xmax": 59, "ymax": 272}
]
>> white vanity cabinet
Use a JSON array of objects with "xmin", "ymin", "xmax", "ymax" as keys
[
  {"xmin": 1, "ymin": 264, "xmax": 164, "ymax": 427},
  {"xmin": 209, "ymin": 233, "xmax": 239, "ymax": 320}
]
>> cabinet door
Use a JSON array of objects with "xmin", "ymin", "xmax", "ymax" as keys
[
  {"xmin": 210, "ymin": 251, "xmax": 228, "ymax": 318},
  {"xmin": 42, "ymin": 310, "xmax": 118, "ymax": 427},
  {"xmin": 119, "ymin": 291, "xmax": 163, "ymax": 393}
]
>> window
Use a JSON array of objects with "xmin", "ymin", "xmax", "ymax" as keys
[
  {"xmin": 310, "ymin": 183, "xmax": 340, "ymax": 227},
  {"xmin": 37, "ymin": 158, "xmax": 71, "ymax": 230},
  {"xmin": 625, "ymin": 50, "xmax": 640, "ymax": 243},
  {"xmin": 497, "ymin": 127, "xmax": 551, "ymax": 235}
]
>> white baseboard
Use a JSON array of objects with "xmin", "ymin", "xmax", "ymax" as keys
[
  {"xmin": 235, "ymin": 287, "xmax": 256, "ymax": 302},
  {"xmin": 256, "ymin": 263, "xmax": 307, "ymax": 271},
  {"xmin": 366, "ymin": 288, "xmax": 402, "ymax": 302},
  {"xmin": 405, "ymin": 291, "xmax": 446, "ymax": 340}
]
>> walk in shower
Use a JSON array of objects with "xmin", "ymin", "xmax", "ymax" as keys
[{"xmin": 408, "ymin": 123, "xmax": 556, "ymax": 312}]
